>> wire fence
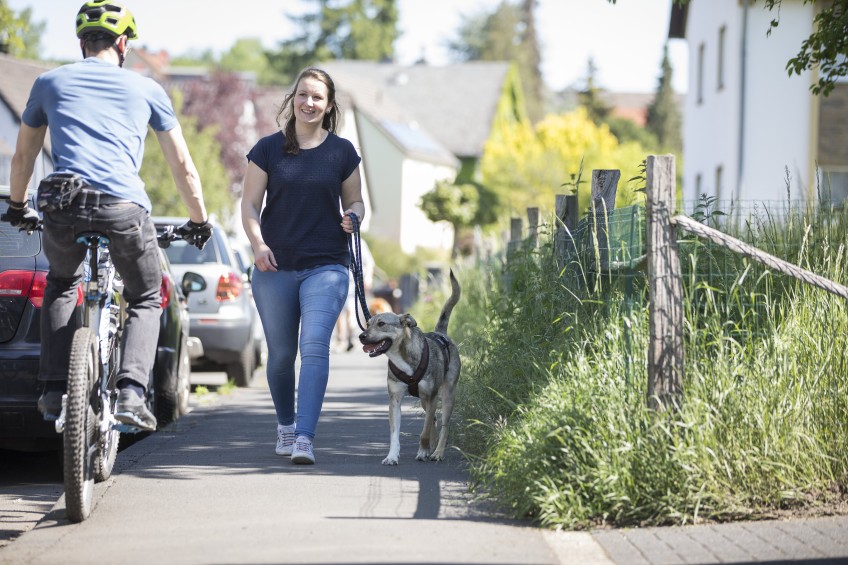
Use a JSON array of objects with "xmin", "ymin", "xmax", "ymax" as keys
[{"xmin": 503, "ymin": 155, "xmax": 848, "ymax": 409}]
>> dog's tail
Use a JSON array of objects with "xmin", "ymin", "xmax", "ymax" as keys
[{"xmin": 434, "ymin": 269, "xmax": 461, "ymax": 335}]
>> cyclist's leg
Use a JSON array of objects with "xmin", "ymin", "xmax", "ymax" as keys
[
  {"xmin": 39, "ymin": 209, "xmax": 87, "ymax": 416},
  {"xmin": 94, "ymin": 203, "xmax": 162, "ymax": 391}
]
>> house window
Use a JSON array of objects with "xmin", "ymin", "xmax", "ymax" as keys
[
  {"xmin": 715, "ymin": 165, "xmax": 723, "ymax": 201},
  {"xmin": 697, "ymin": 43, "xmax": 705, "ymax": 105},
  {"xmin": 821, "ymin": 168, "xmax": 848, "ymax": 206},
  {"xmin": 718, "ymin": 25, "xmax": 726, "ymax": 91}
]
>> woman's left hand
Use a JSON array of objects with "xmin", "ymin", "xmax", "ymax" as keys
[{"xmin": 341, "ymin": 210, "xmax": 358, "ymax": 234}]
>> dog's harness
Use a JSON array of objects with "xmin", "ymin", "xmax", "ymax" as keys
[{"xmin": 388, "ymin": 332, "xmax": 451, "ymax": 398}]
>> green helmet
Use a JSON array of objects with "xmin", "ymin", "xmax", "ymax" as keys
[{"xmin": 76, "ymin": 1, "xmax": 138, "ymax": 40}]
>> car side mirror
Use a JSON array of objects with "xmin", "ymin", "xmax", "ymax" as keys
[{"xmin": 181, "ymin": 271, "xmax": 207, "ymax": 296}]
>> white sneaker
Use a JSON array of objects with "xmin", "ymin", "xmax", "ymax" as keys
[
  {"xmin": 276, "ymin": 424, "xmax": 296, "ymax": 456},
  {"xmin": 291, "ymin": 435, "xmax": 315, "ymax": 465}
]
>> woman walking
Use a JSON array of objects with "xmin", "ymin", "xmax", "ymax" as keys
[{"xmin": 241, "ymin": 67, "xmax": 365, "ymax": 464}]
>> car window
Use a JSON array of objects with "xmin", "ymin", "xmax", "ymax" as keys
[
  {"xmin": 0, "ymin": 201, "xmax": 41, "ymax": 258},
  {"xmin": 164, "ymin": 239, "xmax": 220, "ymax": 265}
]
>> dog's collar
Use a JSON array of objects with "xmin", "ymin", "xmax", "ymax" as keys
[{"xmin": 389, "ymin": 340, "xmax": 429, "ymax": 398}]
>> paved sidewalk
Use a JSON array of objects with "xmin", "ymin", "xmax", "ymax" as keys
[{"xmin": 2, "ymin": 350, "xmax": 847, "ymax": 564}]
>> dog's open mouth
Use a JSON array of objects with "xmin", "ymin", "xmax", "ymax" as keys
[{"xmin": 362, "ymin": 339, "xmax": 392, "ymax": 357}]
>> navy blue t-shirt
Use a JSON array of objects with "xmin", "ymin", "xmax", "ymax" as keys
[{"xmin": 246, "ymin": 131, "xmax": 361, "ymax": 270}]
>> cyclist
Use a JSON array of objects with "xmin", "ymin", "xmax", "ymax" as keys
[{"xmin": 4, "ymin": 0, "xmax": 212, "ymax": 432}]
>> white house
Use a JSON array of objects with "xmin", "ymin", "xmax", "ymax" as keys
[
  {"xmin": 322, "ymin": 60, "xmax": 514, "ymax": 255},
  {"xmin": 670, "ymin": 0, "xmax": 848, "ymax": 209}
]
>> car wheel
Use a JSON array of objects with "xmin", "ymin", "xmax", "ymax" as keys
[
  {"xmin": 154, "ymin": 345, "xmax": 185, "ymax": 428},
  {"xmin": 227, "ymin": 344, "xmax": 255, "ymax": 387},
  {"xmin": 253, "ymin": 339, "xmax": 263, "ymax": 370},
  {"xmin": 176, "ymin": 338, "xmax": 191, "ymax": 416}
]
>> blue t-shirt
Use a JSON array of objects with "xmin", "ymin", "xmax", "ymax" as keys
[
  {"xmin": 246, "ymin": 131, "xmax": 361, "ymax": 270},
  {"xmin": 21, "ymin": 58, "xmax": 179, "ymax": 211}
]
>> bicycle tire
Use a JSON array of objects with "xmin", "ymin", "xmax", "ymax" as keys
[
  {"xmin": 63, "ymin": 327, "xmax": 97, "ymax": 523},
  {"xmin": 93, "ymin": 338, "xmax": 120, "ymax": 482}
]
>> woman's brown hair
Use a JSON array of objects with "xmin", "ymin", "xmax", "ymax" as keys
[{"xmin": 276, "ymin": 67, "xmax": 340, "ymax": 154}]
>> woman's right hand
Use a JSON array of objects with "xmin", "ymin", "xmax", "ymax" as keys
[{"xmin": 253, "ymin": 243, "xmax": 277, "ymax": 272}]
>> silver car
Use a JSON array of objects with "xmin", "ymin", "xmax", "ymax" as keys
[{"xmin": 153, "ymin": 217, "xmax": 262, "ymax": 387}]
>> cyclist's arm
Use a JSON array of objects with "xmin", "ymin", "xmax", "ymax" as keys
[
  {"xmin": 9, "ymin": 123, "xmax": 47, "ymax": 203},
  {"xmin": 155, "ymin": 125, "xmax": 208, "ymax": 224}
]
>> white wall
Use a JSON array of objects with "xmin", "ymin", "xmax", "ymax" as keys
[
  {"xmin": 400, "ymin": 159, "xmax": 455, "ymax": 254},
  {"xmin": 683, "ymin": 0, "xmax": 814, "ymax": 209},
  {"xmin": 742, "ymin": 3, "xmax": 814, "ymax": 203}
]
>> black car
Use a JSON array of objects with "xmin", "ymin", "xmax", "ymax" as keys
[{"xmin": 0, "ymin": 187, "xmax": 202, "ymax": 451}]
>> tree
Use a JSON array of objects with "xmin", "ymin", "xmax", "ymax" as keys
[
  {"xmin": 268, "ymin": 0, "xmax": 399, "ymax": 85},
  {"xmin": 609, "ymin": 0, "xmax": 848, "ymax": 96},
  {"xmin": 645, "ymin": 44, "xmax": 682, "ymax": 152},
  {"xmin": 766, "ymin": 0, "xmax": 848, "ymax": 96},
  {"xmin": 448, "ymin": 0, "xmax": 545, "ymax": 122},
  {"xmin": 179, "ymin": 72, "xmax": 257, "ymax": 196},
  {"xmin": 480, "ymin": 106, "xmax": 649, "ymax": 215},
  {"xmin": 219, "ymin": 38, "xmax": 281, "ymax": 85},
  {"xmin": 0, "ymin": 0, "xmax": 30, "ymax": 55},
  {"xmin": 140, "ymin": 91, "xmax": 234, "ymax": 223},
  {"xmin": 577, "ymin": 58, "xmax": 612, "ymax": 125},
  {"xmin": 420, "ymin": 179, "xmax": 500, "ymax": 257}
]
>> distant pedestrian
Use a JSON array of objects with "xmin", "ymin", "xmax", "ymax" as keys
[{"xmin": 241, "ymin": 67, "xmax": 365, "ymax": 465}]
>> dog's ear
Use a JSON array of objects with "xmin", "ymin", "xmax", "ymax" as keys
[{"xmin": 400, "ymin": 314, "xmax": 417, "ymax": 329}]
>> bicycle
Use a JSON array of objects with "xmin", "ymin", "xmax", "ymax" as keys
[{"xmin": 54, "ymin": 224, "xmax": 190, "ymax": 522}]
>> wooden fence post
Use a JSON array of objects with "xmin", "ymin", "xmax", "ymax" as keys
[
  {"xmin": 646, "ymin": 155, "xmax": 684, "ymax": 410},
  {"xmin": 590, "ymin": 169, "xmax": 620, "ymax": 272},
  {"xmin": 554, "ymin": 194, "xmax": 578, "ymax": 268},
  {"xmin": 527, "ymin": 207, "xmax": 539, "ymax": 248},
  {"xmin": 507, "ymin": 217, "xmax": 523, "ymax": 256}
]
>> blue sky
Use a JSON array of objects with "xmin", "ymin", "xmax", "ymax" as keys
[{"xmin": 8, "ymin": 0, "xmax": 688, "ymax": 94}]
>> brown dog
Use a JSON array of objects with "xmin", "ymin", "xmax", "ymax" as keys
[{"xmin": 359, "ymin": 270, "xmax": 461, "ymax": 465}]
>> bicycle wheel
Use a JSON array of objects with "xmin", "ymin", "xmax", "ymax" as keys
[
  {"xmin": 63, "ymin": 327, "xmax": 98, "ymax": 523},
  {"xmin": 93, "ymin": 356, "xmax": 120, "ymax": 482}
]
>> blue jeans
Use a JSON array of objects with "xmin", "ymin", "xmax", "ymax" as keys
[
  {"xmin": 40, "ymin": 201, "xmax": 162, "ymax": 389},
  {"xmin": 251, "ymin": 264, "xmax": 349, "ymax": 439}
]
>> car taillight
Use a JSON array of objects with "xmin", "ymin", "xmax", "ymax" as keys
[
  {"xmin": 0, "ymin": 270, "xmax": 73, "ymax": 308},
  {"xmin": 216, "ymin": 272, "xmax": 243, "ymax": 302},
  {"xmin": 160, "ymin": 272, "xmax": 173, "ymax": 309}
]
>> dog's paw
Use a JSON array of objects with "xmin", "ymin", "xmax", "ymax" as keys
[
  {"xmin": 382, "ymin": 455, "xmax": 399, "ymax": 465},
  {"xmin": 415, "ymin": 448, "xmax": 430, "ymax": 461},
  {"xmin": 429, "ymin": 450, "xmax": 445, "ymax": 461}
]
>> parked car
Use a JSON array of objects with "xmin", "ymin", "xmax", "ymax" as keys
[
  {"xmin": 152, "ymin": 217, "xmax": 262, "ymax": 387},
  {"xmin": 229, "ymin": 236, "xmax": 264, "ymax": 371},
  {"xmin": 150, "ymin": 236, "xmax": 205, "ymax": 427},
  {"xmin": 0, "ymin": 187, "xmax": 201, "ymax": 452}
]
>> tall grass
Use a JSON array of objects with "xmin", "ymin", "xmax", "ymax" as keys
[{"xmin": 422, "ymin": 199, "xmax": 848, "ymax": 529}]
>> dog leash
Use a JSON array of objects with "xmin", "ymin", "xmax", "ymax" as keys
[{"xmin": 347, "ymin": 212, "xmax": 371, "ymax": 331}]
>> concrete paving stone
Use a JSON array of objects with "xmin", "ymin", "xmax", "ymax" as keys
[
  {"xmin": 650, "ymin": 528, "xmax": 716, "ymax": 564},
  {"xmin": 613, "ymin": 529, "xmax": 689, "ymax": 565},
  {"xmin": 775, "ymin": 519, "xmax": 848, "ymax": 558},
  {"xmin": 709, "ymin": 522, "xmax": 788, "ymax": 562},
  {"xmin": 740, "ymin": 520, "xmax": 827, "ymax": 560},
  {"xmin": 592, "ymin": 530, "xmax": 651, "ymax": 565}
]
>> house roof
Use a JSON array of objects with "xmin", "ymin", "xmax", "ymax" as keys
[
  {"xmin": 0, "ymin": 54, "xmax": 55, "ymax": 121},
  {"xmin": 0, "ymin": 54, "xmax": 56, "ymax": 154},
  {"xmin": 668, "ymin": 2, "xmax": 688, "ymax": 39},
  {"xmin": 321, "ymin": 60, "xmax": 511, "ymax": 160}
]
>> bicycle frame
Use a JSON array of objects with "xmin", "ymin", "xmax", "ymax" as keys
[{"xmin": 54, "ymin": 234, "xmax": 123, "ymax": 435}]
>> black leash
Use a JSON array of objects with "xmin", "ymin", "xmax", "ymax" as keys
[{"xmin": 347, "ymin": 212, "xmax": 371, "ymax": 331}]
